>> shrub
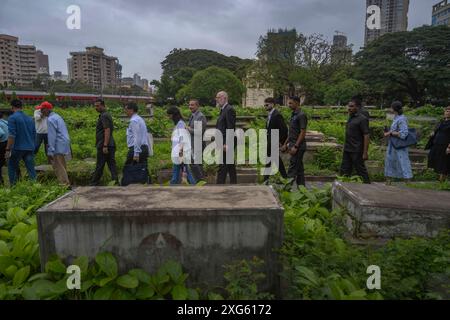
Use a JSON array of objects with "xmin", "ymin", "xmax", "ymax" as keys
[{"xmin": 176, "ymin": 66, "xmax": 245, "ymax": 106}]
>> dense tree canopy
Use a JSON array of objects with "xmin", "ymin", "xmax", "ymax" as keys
[
  {"xmin": 355, "ymin": 25, "xmax": 450, "ymax": 107},
  {"xmin": 153, "ymin": 49, "xmax": 251, "ymax": 103},
  {"xmin": 161, "ymin": 48, "xmax": 252, "ymax": 79},
  {"xmin": 176, "ymin": 66, "xmax": 245, "ymax": 106},
  {"xmin": 255, "ymin": 29, "xmax": 353, "ymax": 103}
]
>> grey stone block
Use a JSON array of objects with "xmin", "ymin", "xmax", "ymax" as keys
[
  {"xmin": 37, "ymin": 185, "xmax": 284, "ymax": 293},
  {"xmin": 332, "ymin": 181, "xmax": 450, "ymax": 239}
]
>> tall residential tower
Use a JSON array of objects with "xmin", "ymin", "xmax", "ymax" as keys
[
  {"xmin": 0, "ymin": 34, "xmax": 48, "ymax": 87},
  {"xmin": 365, "ymin": 0, "xmax": 410, "ymax": 46},
  {"xmin": 432, "ymin": 0, "xmax": 450, "ymax": 26},
  {"xmin": 67, "ymin": 46, "xmax": 122, "ymax": 91}
]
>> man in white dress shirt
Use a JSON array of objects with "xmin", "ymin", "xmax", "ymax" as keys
[
  {"xmin": 34, "ymin": 106, "xmax": 48, "ymax": 156},
  {"xmin": 124, "ymin": 102, "xmax": 150, "ymax": 165}
]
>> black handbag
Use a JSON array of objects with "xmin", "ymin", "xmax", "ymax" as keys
[
  {"xmin": 425, "ymin": 123, "xmax": 443, "ymax": 150},
  {"xmin": 424, "ymin": 136, "xmax": 434, "ymax": 150},
  {"xmin": 121, "ymin": 163, "xmax": 151, "ymax": 186},
  {"xmin": 390, "ymin": 128, "xmax": 418, "ymax": 149}
]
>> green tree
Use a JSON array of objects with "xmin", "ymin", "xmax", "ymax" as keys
[
  {"xmin": 151, "ymin": 67, "xmax": 196, "ymax": 103},
  {"xmin": 289, "ymin": 67, "xmax": 326, "ymax": 105},
  {"xmin": 176, "ymin": 66, "xmax": 245, "ymax": 105},
  {"xmin": 256, "ymin": 29, "xmax": 334, "ymax": 100},
  {"xmin": 355, "ymin": 25, "xmax": 450, "ymax": 107},
  {"xmin": 256, "ymin": 28, "xmax": 298, "ymax": 97},
  {"xmin": 324, "ymin": 79, "xmax": 365, "ymax": 106},
  {"xmin": 161, "ymin": 49, "xmax": 251, "ymax": 79},
  {"xmin": 32, "ymin": 74, "xmax": 51, "ymax": 91},
  {"xmin": 156, "ymin": 49, "xmax": 251, "ymax": 104}
]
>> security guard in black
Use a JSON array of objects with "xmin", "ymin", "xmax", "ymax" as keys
[
  {"xmin": 340, "ymin": 105, "xmax": 370, "ymax": 184},
  {"xmin": 283, "ymin": 97, "xmax": 308, "ymax": 186}
]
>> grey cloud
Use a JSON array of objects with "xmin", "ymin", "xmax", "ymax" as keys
[{"xmin": 0, "ymin": 0, "xmax": 438, "ymax": 81}]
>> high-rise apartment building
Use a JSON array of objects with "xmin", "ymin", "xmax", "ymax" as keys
[
  {"xmin": 364, "ymin": 0, "xmax": 410, "ymax": 46},
  {"xmin": 432, "ymin": 0, "xmax": 450, "ymax": 26},
  {"xmin": 0, "ymin": 34, "xmax": 20, "ymax": 87},
  {"xmin": 18, "ymin": 45, "xmax": 38, "ymax": 86},
  {"xmin": 67, "ymin": 46, "xmax": 122, "ymax": 91},
  {"xmin": 331, "ymin": 33, "xmax": 353, "ymax": 64},
  {"xmin": 0, "ymin": 34, "xmax": 46, "ymax": 87},
  {"xmin": 36, "ymin": 50, "xmax": 49, "ymax": 74}
]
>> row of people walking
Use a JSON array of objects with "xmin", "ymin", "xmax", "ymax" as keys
[
  {"xmin": 0, "ymin": 96, "xmax": 449, "ymax": 187},
  {"xmin": 382, "ymin": 103, "xmax": 450, "ymax": 183},
  {"xmin": 263, "ymin": 97, "xmax": 450, "ymax": 185},
  {"xmin": 0, "ymin": 99, "xmax": 152, "ymax": 187}
]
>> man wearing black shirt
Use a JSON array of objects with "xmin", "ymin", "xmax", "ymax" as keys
[
  {"xmin": 281, "ymin": 96, "xmax": 307, "ymax": 187},
  {"xmin": 90, "ymin": 99, "xmax": 119, "ymax": 186},
  {"xmin": 340, "ymin": 99, "xmax": 371, "ymax": 184},
  {"xmin": 352, "ymin": 96, "xmax": 370, "ymax": 120}
]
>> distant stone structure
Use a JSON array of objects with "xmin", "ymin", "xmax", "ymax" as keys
[
  {"xmin": 243, "ymin": 87, "xmax": 274, "ymax": 108},
  {"xmin": 242, "ymin": 64, "xmax": 274, "ymax": 108}
]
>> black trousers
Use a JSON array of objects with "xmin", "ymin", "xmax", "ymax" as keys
[
  {"xmin": 125, "ymin": 145, "xmax": 149, "ymax": 165},
  {"xmin": 263, "ymin": 142, "xmax": 287, "ymax": 181},
  {"xmin": 91, "ymin": 147, "xmax": 119, "ymax": 185},
  {"xmin": 190, "ymin": 163, "xmax": 205, "ymax": 182},
  {"xmin": 288, "ymin": 149, "xmax": 306, "ymax": 186},
  {"xmin": 190, "ymin": 145, "xmax": 205, "ymax": 181},
  {"xmin": 217, "ymin": 150, "xmax": 237, "ymax": 184},
  {"xmin": 34, "ymin": 133, "xmax": 48, "ymax": 155},
  {"xmin": 340, "ymin": 151, "xmax": 371, "ymax": 184}
]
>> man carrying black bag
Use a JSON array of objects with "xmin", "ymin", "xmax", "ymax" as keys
[{"xmin": 122, "ymin": 102, "xmax": 151, "ymax": 186}]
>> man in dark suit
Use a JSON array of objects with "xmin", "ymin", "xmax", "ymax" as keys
[
  {"xmin": 215, "ymin": 91, "xmax": 237, "ymax": 184},
  {"xmin": 187, "ymin": 99, "xmax": 207, "ymax": 182},
  {"xmin": 263, "ymin": 97, "xmax": 288, "ymax": 183}
]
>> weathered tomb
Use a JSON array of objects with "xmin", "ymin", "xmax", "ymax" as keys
[
  {"xmin": 332, "ymin": 182, "xmax": 450, "ymax": 239},
  {"xmin": 37, "ymin": 185, "xmax": 284, "ymax": 293}
]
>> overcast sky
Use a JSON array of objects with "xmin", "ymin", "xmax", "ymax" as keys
[{"xmin": 0, "ymin": 0, "xmax": 438, "ymax": 81}]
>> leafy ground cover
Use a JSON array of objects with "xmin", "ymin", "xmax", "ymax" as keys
[
  {"xmin": 0, "ymin": 103, "xmax": 448, "ymax": 300},
  {"xmin": 1, "ymin": 179, "xmax": 448, "ymax": 300}
]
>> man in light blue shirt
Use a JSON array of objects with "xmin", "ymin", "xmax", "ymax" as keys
[
  {"xmin": 0, "ymin": 110, "xmax": 9, "ymax": 185},
  {"xmin": 125, "ymin": 102, "xmax": 150, "ymax": 164},
  {"xmin": 5, "ymin": 99, "xmax": 37, "ymax": 185},
  {"xmin": 39, "ymin": 102, "xmax": 71, "ymax": 186},
  {"xmin": 122, "ymin": 102, "xmax": 151, "ymax": 185}
]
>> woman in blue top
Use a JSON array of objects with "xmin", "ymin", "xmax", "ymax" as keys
[{"xmin": 383, "ymin": 101, "xmax": 413, "ymax": 183}]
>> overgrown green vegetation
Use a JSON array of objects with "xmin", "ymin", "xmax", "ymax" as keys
[
  {"xmin": 0, "ymin": 182, "xmax": 265, "ymax": 300},
  {"xmin": 273, "ymin": 181, "xmax": 449, "ymax": 300},
  {"xmin": 1, "ymin": 101, "xmax": 448, "ymax": 300},
  {"xmin": 1, "ymin": 180, "xmax": 448, "ymax": 300}
]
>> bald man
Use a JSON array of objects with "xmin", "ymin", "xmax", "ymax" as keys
[{"xmin": 215, "ymin": 91, "xmax": 237, "ymax": 184}]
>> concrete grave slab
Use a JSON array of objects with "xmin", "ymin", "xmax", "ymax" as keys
[
  {"xmin": 332, "ymin": 182, "xmax": 450, "ymax": 239},
  {"xmin": 37, "ymin": 185, "xmax": 284, "ymax": 293}
]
